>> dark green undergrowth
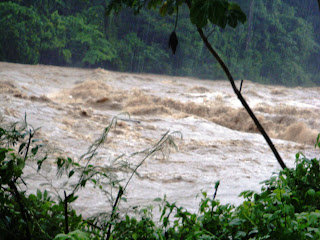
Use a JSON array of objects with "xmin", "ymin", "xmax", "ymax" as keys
[{"xmin": 0, "ymin": 117, "xmax": 320, "ymax": 239}]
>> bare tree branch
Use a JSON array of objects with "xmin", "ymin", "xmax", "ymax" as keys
[{"xmin": 185, "ymin": 0, "xmax": 287, "ymax": 169}]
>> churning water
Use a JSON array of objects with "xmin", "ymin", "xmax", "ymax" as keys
[{"xmin": 0, "ymin": 62, "xmax": 319, "ymax": 217}]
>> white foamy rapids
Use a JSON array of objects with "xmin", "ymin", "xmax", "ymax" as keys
[{"xmin": 0, "ymin": 62, "xmax": 319, "ymax": 218}]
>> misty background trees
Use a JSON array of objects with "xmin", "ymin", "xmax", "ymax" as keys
[{"xmin": 0, "ymin": 0, "xmax": 319, "ymax": 85}]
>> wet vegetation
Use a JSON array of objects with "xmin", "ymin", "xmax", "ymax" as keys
[
  {"xmin": 1, "ymin": 0, "xmax": 320, "ymax": 239},
  {"xmin": 0, "ymin": 0, "xmax": 319, "ymax": 85},
  {"xmin": 0, "ymin": 118, "xmax": 320, "ymax": 239}
]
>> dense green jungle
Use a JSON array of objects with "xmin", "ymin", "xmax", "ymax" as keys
[{"xmin": 0, "ymin": 0, "xmax": 320, "ymax": 85}]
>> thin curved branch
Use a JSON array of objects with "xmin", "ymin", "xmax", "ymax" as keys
[{"xmin": 185, "ymin": 0, "xmax": 287, "ymax": 169}]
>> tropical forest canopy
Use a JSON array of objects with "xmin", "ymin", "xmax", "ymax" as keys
[{"xmin": 0, "ymin": 0, "xmax": 319, "ymax": 86}]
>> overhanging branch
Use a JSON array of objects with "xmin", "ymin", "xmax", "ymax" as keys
[{"xmin": 185, "ymin": 0, "xmax": 287, "ymax": 169}]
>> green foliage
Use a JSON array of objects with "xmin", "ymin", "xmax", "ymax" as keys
[
  {"xmin": 0, "ymin": 1, "xmax": 116, "ymax": 67},
  {"xmin": 118, "ymin": 148, "xmax": 320, "ymax": 240},
  {"xmin": 111, "ymin": 212, "xmax": 158, "ymax": 240},
  {"xmin": 106, "ymin": 0, "xmax": 246, "ymax": 29},
  {"xmin": 1, "ymin": 119, "xmax": 320, "ymax": 238},
  {"xmin": 316, "ymin": 134, "xmax": 320, "ymax": 149},
  {"xmin": 0, "ymin": 119, "xmax": 81, "ymax": 239},
  {"xmin": 1, "ymin": 1, "xmax": 319, "ymax": 85},
  {"xmin": 245, "ymin": 1, "xmax": 318, "ymax": 85},
  {"xmin": 189, "ymin": 0, "xmax": 246, "ymax": 28},
  {"xmin": 234, "ymin": 152, "xmax": 320, "ymax": 239},
  {"xmin": 0, "ymin": 2, "xmax": 42, "ymax": 63},
  {"xmin": 0, "ymin": 148, "xmax": 25, "ymax": 184},
  {"xmin": 40, "ymin": 10, "xmax": 116, "ymax": 66},
  {"xmin": 0, "ymin": 116, "xmax": 182, "ymax": 239}
]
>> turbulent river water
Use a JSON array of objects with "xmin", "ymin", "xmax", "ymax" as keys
[{"xmin": 0, "ymin": 62, "xmax": 319, "ymax": 218}]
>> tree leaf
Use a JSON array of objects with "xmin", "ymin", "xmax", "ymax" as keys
[
  {"xmin": 67, "ymin": 194, "xmax": 78, "ymax": 203},
  {"xmin": 159, "ymin": 2, "xmax": 168, "ymax": 16},
  {"xmin": 31, "ymin": 145, "xmax": 39, "ymax": 155},
  {"xmin": 168, "ymin": 31, "xmax": 178, "ymax": 54},
  {"xmin": 18, "ymin": 142, "xmax": 26, "ymax": 153},
  {"xmin": 68, "ymin": 170, "xmax": 75, "ymax": 178}
]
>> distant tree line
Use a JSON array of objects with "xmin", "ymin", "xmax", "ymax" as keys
[{"xmin": 0, "ymin": 0, "xmax": 319, "ymax": 85}]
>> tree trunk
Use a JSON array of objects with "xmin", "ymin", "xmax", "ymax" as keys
[{"xmin": 245, "ymin": 0, "xmax": 255, "ymax": 52}]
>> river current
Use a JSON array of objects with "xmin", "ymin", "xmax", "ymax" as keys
[{"xmin": 0, "ymin": 62, "xmax": 319, "ymax": 217}]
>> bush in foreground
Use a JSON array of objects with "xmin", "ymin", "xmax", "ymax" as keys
[{"xmin": 0, "ymin": 118, "xmax": 319, "ymax": 239}]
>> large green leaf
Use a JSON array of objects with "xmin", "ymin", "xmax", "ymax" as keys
[
  {"xmin": 106, "ymin": 0, "xmax": 246, "ymax": 29},
  {"xmin": 190, "ymin": 0, "xmax": 246, "ymax": 29}
]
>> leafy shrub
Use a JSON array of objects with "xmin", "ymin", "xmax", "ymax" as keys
[
  {"xmin": 235, "ymin": 149, "xmax": 320, "ymax": 239},
  {"xmin": 0, "ymin": 119, "xmax": 82, "ymax": 239},
  {"xmin": 0, "ymin": 117, "xmax": 319, "ymax": 239}
]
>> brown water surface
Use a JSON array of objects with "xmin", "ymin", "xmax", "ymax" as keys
[{"xmin": 0, "ymin": 62, "xmax": 319, "ymax": 217}]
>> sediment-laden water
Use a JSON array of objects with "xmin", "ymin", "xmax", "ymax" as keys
[{"xmin": 0, "ymin": 62, "xmax": 319, "ymax": 217}]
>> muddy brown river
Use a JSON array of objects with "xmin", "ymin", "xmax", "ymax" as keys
[{"xmin": 0, "ymin": 62, "xmax": 319, "ymax": 218}]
